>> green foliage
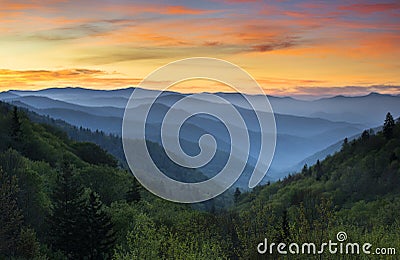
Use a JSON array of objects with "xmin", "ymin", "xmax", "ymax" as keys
[
  {"xmin": 26, "ymin": 109, "xmax": 126, "ymax": 167},
  {"xmin": 108, "ymin": 201, "xmax": 141, "ymax": 246},
  {"xmin": 113, "ymin": 213, "xmax": 163, "ymax": 260},
  {"xmin": 17, "ymin": 228, "xmax": 41, "ymax": 259},
  {"xmin": 233, "ymin": 187, "xmax": 241, "ymax": 204},
  {"xmin": 0, "ymin": 102, "xmax": 129, "ymax": 258},
  {"xmin": 0, "ymin": 168, "xmax": 23, "ymax": 257},
  {"xmin": 11, "ymin": 106, "xmax": 22, "ymax": 143},
  {"xmin": 72, "ymin": 142, "xmax": 118, "ymax": 167},
  {"xmin": 125, "ymin": 178, "xmax": 141, "ymax": 204},
  {"xmin": 48, "ymin": 164, "xmax": 117, "ymax": 259},
  {"xmin": 78, "ymin": 165, "xmax": 132, "ymax": 205},
  {"xmin": 81, "ymin": 191, "xmax": 116, "ymax": 259},
  {"xmin": 113, "ymin": 210, "xmax": 228, "ymax": 260},
  {"xmin": 47, "ymin": 162, "xmax": 87, "ymax": 259},
  {"xmin": 383, "ymin": 112, "xmax": 395, "ymax": 139},
  {"xmin": 1, "ymin": 101, "xmax": 400, "ymax": 259},
  {"xmin": 0, "ymin": 149, "xmax": 51, "ymax": 236},
  {"xmin": 233, "ymin": 119, "xmax": 400, "ymax": 258}
]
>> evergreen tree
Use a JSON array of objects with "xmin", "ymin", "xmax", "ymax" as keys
[
  {"xmin": 342, "ymin": 137, "xmax": 349, "ymax": 150},
  {"xmin": 369, "ymin": 128, "xmax": 375, "ymax": 135},
  {"xmin": 301, "ymin": 164, "xmax": 308, "ymax": 175},
  {"xmin": 0, "ymin": 168, "xmax": 23, "ymax": 257},
  {"xmin": 125, "ymin": 178, "xmax": 141, "ymax": 203},
  {"xmin": 315, "ymin": 160, "xmax": 323, "ymax": 181},
  {"xmin": 209, "ymin": 199, "xmax": 216, "ymax": 214},
  {"xmin": 307, "ymin": 167, "xmax": 312, "ymax": 177},
  {"xmin": 280, "ymin": 210, "xmax": 290, "ymax": 242},
  {"xmin": 17, "ymin": 228, "xmax": 41, "ymax": 259},
  {"xmin": 234, "ymin": 187, "xmax": 241, "ymax": 204},
  {"xmin": 10, "ymin": 107, "xmax": 21, "ymax": 140},
  {"xmin": 81, "ymin": 191, "xmax": 116, "ymax": 259},
  {"xmin": 361, "ymin": 130, "xmax": 370, "ymax": 141},
  {"xmin": 48, "ymin": 162, "xmax": 86, "ymax": 259},
  {"xmin": 383, "ymin": 112, "xmax": 395, "ymax": 139}
]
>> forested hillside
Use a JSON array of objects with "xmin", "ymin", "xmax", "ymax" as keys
[
  {"xmin": 233, "ymin": 112, "xmax": 400, "ymax": 258},
  {"xmin": 0, "ymin": 102, "xmax": 227, "ymax": 259},
  {"xmin": 1, "ymin": 100, "xmax": 399, "ymax": 259},
  {"xmin": 6, "ymin": 87, "xmax": 391, "ymax": 181}
]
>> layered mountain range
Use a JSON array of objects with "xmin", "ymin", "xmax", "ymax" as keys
[{"xmin": 1, "ymin": 87, "xmax": 399, "ymax": 185}]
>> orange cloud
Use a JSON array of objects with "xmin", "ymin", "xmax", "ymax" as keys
[
  {"xmin": 1, "ymin": 68, "xmax": 400, "ymax": 98},
  {"xmin": 0, "ymin": 69, "xmax": 140, "ymax": 91},
  {"xmin": 203, "ymin": 41, "xmax": 222, "ymax": 46},
  {"xmin": 0, "ymin": 1, "xmax": 399, "ymax": 96},
  {"xmin": 219, "ymin": 0, "xmax": 260, "ymax": 3},
  {"xmin": 165, "ymin": 6, "xmax": 213, "ymax": 15},
  {"xmin": 250, "ymin": 39, "xmax": 297, "ymax": 52},
  {"xmin": 0, "ymin": 0, "xmax": 66, "ymax": 13},
  {"xmin": 339, "ymin": 3, "xmax": 400, "ymax": 14},
  {"xmin": 0, "ymin": 3, "xmax": 36, "ymax": 11},
  {"xmin": 291, "ymin": 85, "xmax": 400, "ymax": 98},
  {"xmin": 257, "ymin": 78, "xmax": 328, "ymax": 86},
  {"xmin": 278, "ymin": 31, "xmax": 400, "ymax": 59},
  {"xmin": 100, "ymin": 3, "xmax": 217, "ymax": 16}
]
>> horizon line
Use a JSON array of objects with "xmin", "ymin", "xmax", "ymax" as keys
[{"xmin": 2, "ymin": 86, "xmax": 399, "ymax": 101}]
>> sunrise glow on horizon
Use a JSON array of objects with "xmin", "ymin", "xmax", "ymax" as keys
[{"xmin": 1, "ymin": 0, "xmax": 399, "ymax": 97}]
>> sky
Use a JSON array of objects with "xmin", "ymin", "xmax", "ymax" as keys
[{"xmin": 0, "ymin": 0, "xmax": 399, "ymax": 97}]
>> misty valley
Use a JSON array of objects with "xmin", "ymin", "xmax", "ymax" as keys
[{"xmin": 0, "ymin": 88, "xmax": 399, "ymax": 259}]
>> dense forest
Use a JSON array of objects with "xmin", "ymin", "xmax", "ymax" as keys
[{"xmin": 1, "ymin": 101, "xmax": 399, "ymax": 259}]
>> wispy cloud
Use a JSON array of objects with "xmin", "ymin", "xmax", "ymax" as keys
[
  {"xmin": 165, "ymin": 5, "xmax": 215, "ymax": 15},
  {"xmin": 0, "ymin": 0, "xmax": 399, "ymax": 95},
  {"xmin": 292, "ymin": 85, "xmax": 400, "ymax": 97},
  {"xmin": 31, "ymin": 22, "xmax": 116, "ymax": 41},
  {"xmin": 99, "ymin": 3, "xmax": 220, "ymax": 16},
  {"xmin": 203, "ymin": 41, "xmax": 222, "ymax": 46},
  {"xmin": 75, "ymin": 48, "xmax": 170, "ymax": 65},
  {"xmin": 249, "ymin": 38, "xmax": 299, "ymax": 52},
  {"xmin": 217, "ymin": 0, "xmax": 260, "ymax": 3},
  {"xmin": 0, "ymin": 69, "xmax": 140, "ymax": 91},
  {"xmin": 339, "ymin": 3, "xmax": 400, "ymax": 14}
]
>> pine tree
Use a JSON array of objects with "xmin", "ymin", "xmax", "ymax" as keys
[
  {"xmin": 48, "ymin": 162, "xmax": 86, "ymax": 259},
  {"xmin": 361, "ymin": 130, "xmax": 370, "ymax": 141},
  {"xmin": 10, "ymin": 107, "xmax": 22, "ymax": 142},
  {"xmin": 315, "ymin": 160, "xmax": 323, "ymax": 181},
  {"xmin": 125, "ymin": 178, "xmax": 141, "ymax": 203},
  {"xmin": 81, "ymin": 191, "xmax": 116, "ymax": 259},
  {"xmin": 0, "ymin": 168, "xmax": 23, "ymax": 256},
  {"xmin": 209, "ymin": 199, "xmax": 216, "ymax": 214},
  {"xmin": 301, "ymin": 164, "xmax": 308, "ymax": 175},
  {"xmin": 369, "ymin": 128, "xmax": 375, "ymax": 135},
  {"xmin": 383, "ymin": 112, "xmax": 395, "ymax": 139},
  {"xmin": 342, "ymin": 137, "xmax": 349, "ymax": 150},
  {"xmin": 234, "ymin": 187, "xmax": 241, "ymax": 204},
  {"xmin": 17, "ymin": 228, "xmax": 41, "ymax": 259}
]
